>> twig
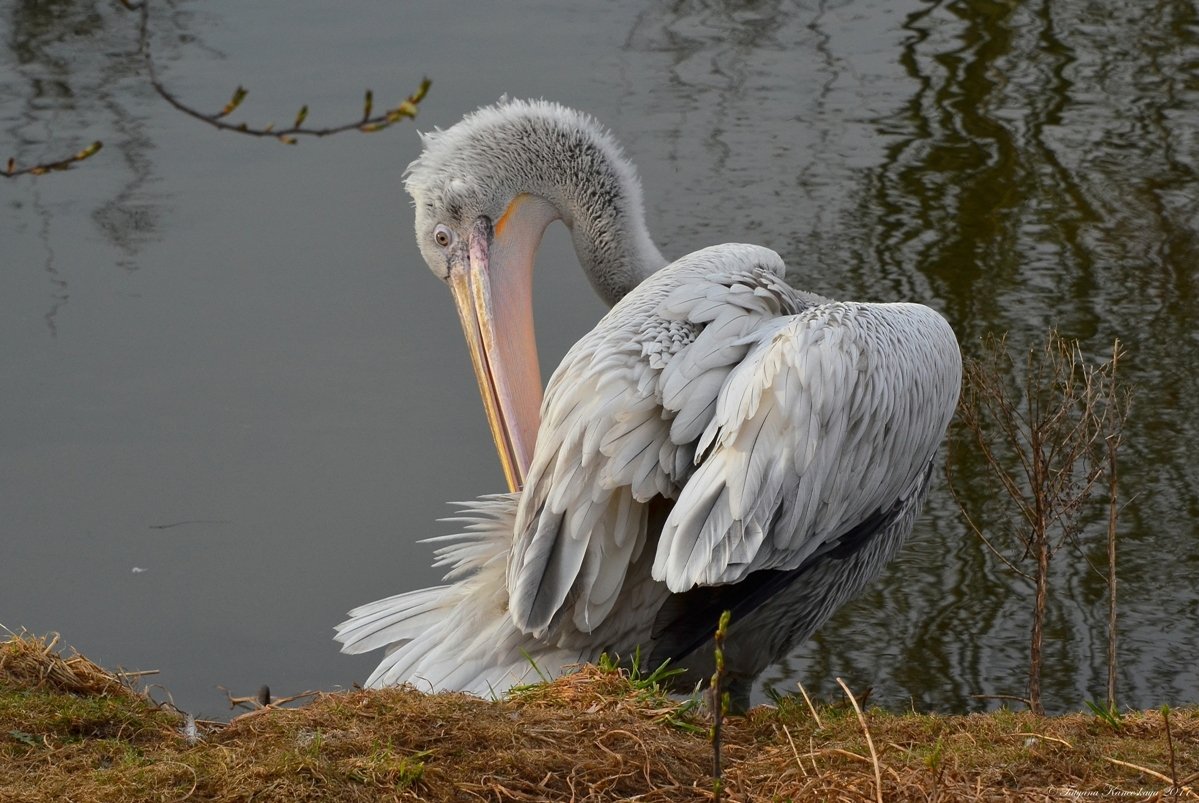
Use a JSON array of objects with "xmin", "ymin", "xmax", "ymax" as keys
[
  {"xmin": 266, "ymin": 689, "xmax": 318, "ymax": 708},
  {"xmin": 220, "ymin": 684, "xmax": 273, "ymax": 710},
  {"xmin": 1164, "ymin": 706, "xmax": 1179, "ymax": 792},
  {"xmin": 1013, "ymin": 731, "xmax": 1072, "ymax": 748},
  {"xmin": 8, "ymin": 1, "xmax": 430, "ymax": 181},
  {"xmin": 781, "ymin": 724, "xmax": 808, "ymax": 778},
  {"xmin": 710, "ymin": 610, "xmax": 731, "ymax": 803},
  {"xmin": 836, "ymin": 677, "xmax": 884, "ymax": 803},
  {"xmin": 970, "ymin": 693, "xmax": 1032, "ymax": 708},
  {"xmin": 1105, "ymin": 338, "xmax": 1127, "ymax": 710},
  {"xmin": 122, "ymin": 0, "xmax": 430, "ymax": 144},
  {"xmin": 2, "ymin": 142, "xmax": 104, "ymax": 179},
  {"xmin": 797, "ymin": 680, "xmax": 824, "ymax": 728},
  {"xmin": 1102, "ymin": 756, "xmax": 1177, "ymax": 787},
  {"xmin": 819, "ymin": 747, "xmax": 872, "ymax": 764}
]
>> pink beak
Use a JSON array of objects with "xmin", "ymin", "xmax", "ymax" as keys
[{"xmin": 447, "ymin": 199, "xmax": 556, "ymax": 491}]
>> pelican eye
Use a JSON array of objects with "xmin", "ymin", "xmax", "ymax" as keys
[{"xmin": 433, "ymin": 224, "xmax": 454, "ymax": 248}]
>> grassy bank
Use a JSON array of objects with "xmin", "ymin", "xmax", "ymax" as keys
[{"xmin": 1, "ymin": 633, "xmax": 1195, "ymax": 801}]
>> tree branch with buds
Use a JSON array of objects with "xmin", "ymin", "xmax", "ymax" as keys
[{"xmin": 3, "ymin": 0, "xmax": 431, "ymax": 178}]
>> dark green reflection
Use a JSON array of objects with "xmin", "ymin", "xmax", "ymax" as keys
[{"xmin": 769, "ymin": 0, "xmax": 1199, "ymax": 713}]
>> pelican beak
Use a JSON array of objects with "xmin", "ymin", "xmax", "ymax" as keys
[{"xmin": 447, "ymin": 210, "xmax": 546, "ymax": 492}]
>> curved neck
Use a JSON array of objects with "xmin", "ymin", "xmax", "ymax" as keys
[
  {"xmin": 556, "ymin": 186, "xmax": 665, "ymax": 308},
  {"xmin": 493, "ymin": 110, "xmax": 666, "ymax": 306},
  {"xmin": 413, "ymin": 101, "xmax": 669, "ymax": 305}
]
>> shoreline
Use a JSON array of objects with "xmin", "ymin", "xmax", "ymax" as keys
[{"xmin": 2, "ymin": 632, "xmax": 1196, "ymax": 801}]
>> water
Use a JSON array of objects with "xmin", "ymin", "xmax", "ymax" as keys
[{"xmin": 3, "ymin": 0, "xmax": 1196, "ymax": 718}]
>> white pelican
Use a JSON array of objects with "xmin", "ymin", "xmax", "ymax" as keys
[{"xmin": 336, "ymin": 100, "xmax": 962, "ymax": 708}]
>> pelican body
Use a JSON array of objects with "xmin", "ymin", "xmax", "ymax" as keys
[{"xmin": 336, "ymin": 100, "xmax": 962, "ymax": 707}]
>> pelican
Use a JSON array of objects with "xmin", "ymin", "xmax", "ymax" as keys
[{"xmin": 335, "ymin": 100, "xmax": 961, "ymax": 708}]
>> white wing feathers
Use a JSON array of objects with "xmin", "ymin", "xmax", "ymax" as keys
[
  {"xmin": 508, "ymin": 245, "xmax": 799, "ymax": 635},
  {"xmin": 506, "ymin": 243, "xmax": 960, "ymax": 637},
  {"xmin": 654, "ymin": 303, "xmax": 960, "ymax": 591}
]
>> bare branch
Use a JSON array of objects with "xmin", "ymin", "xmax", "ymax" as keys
[
  {"xmin": 121, "ymin": 0, "xmax": 430, "ymax": 143},
  {"xmin": 2, "ymin": 142, "xmax": 104, "ymax": 179},
  {"xmin": 947, "ymin": 329, "xmax": 1132, "ymax": 716},
  {"xmin": 944, "ymin": 455, "xmax": 1033, "ymax": 581},
  {"xmin": 7, "ymin": 0, "xmax": 431, "ymax": 180}
]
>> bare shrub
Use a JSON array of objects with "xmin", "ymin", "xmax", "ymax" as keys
[{"xmin": 947, "ymin": 332, "xmax": 1132, "ymax": 715}]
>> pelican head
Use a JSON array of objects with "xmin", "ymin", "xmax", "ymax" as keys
[{"xmin": 404, "ymin": 99, "xmax": 664, "ymax": 491}]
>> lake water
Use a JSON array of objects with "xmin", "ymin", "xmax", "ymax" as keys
[{"xmin": 3, "ymin": 0, "xmax": 1196, "ymax": 718}]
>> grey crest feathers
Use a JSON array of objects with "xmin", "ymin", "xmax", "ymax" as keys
[
  {"xmin": 404, "ymin": 98, "xmax": 664, "ymax": 305},
  {"xmin": 404, "ymin": 99, "xmax": 642, "ymax": 218}
]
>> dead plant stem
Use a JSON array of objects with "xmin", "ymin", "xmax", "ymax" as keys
[{"xmin": 837, "ymin": 677, "xmax": 884, "ymax": 803}]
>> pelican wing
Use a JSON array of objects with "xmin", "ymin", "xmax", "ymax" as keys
[
  {"xmin": 505, "ymin": 243, "xmax": 960, "ymax": 638},
  {"xmin": 653, "ymin": 301, "xmax": 961, "ymax": 591},
  {"xmin": 506, "ymin": 244, "xmax": 802, "ymax": 636}
]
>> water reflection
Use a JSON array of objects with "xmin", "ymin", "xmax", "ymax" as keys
[
  {"xmin": 769, "ymin": 0, "xmax": 1198, "ymax": 711},
  {"xmin": 3, "ymin": 0, "xmax": 184, "ymax": 325}
]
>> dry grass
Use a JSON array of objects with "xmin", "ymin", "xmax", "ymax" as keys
[{"xmin": 2, "ymin": 632, "xmax": 1196, "ymax": 802}]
